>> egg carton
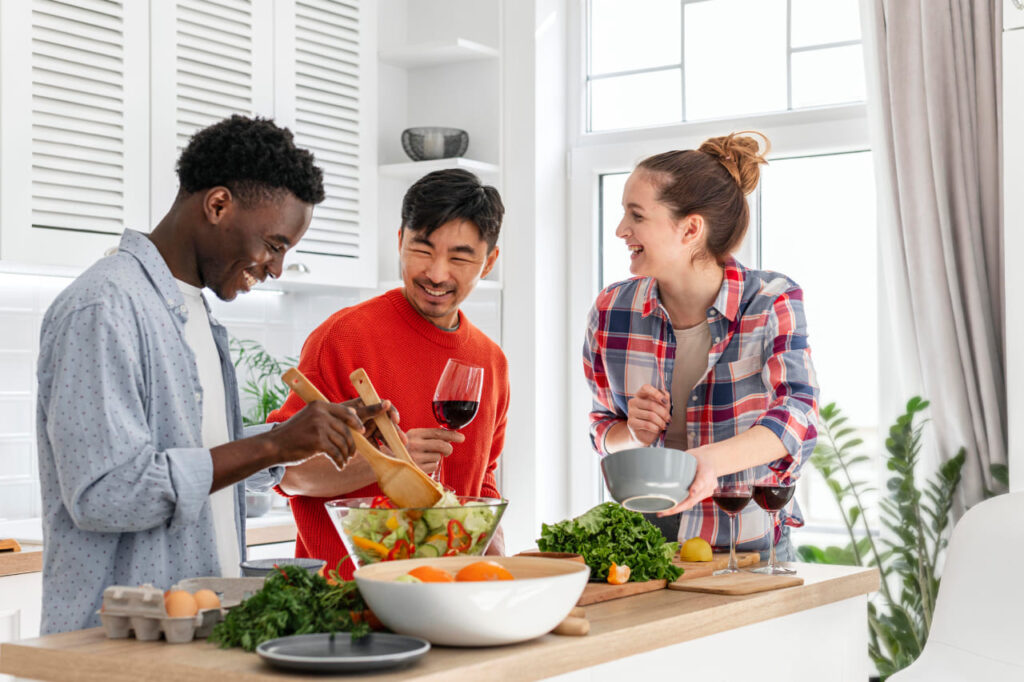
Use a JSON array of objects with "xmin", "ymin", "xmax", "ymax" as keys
[{"xmin": 96, "ymin": 577, "xmax": 257, "ymax": 644}]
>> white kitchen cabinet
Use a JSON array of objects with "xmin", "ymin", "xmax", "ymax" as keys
[
  {"xmin": 1006, "ymin": 0, "xmax": 1024, "ymax": 30},
  {"xmin": 1005, "ymin": 26, "xmax": 1024, "ymax": 492},
  {"xmin": 0, "ymin": 0, "xmax": 378, "ymax": 290},
  {"xmin": 374, "ymin": 0, "xmax": 503, "ymax": 291},
  {"xmin": 0, "ymin": 571, "xmax": 43, "ymax": 642}
]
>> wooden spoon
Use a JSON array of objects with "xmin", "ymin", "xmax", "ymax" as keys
[{"xmin": 281, "ymin": 368, "xmax": 442, "ymax": 509}]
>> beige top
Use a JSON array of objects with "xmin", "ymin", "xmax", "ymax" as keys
[{"xmin": 664, "ymin": 321, "xmax": 712, "ymax": 451}]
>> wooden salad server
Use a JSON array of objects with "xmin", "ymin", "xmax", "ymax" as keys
[
  {"xmin": 349, "ymin": 367, "xmax": 441, "ymax": 493},
  {"xmin": 281, "ymin": 368, "xmax": 442, "ymax": 509}
]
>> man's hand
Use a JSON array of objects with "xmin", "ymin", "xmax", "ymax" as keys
[
  {"xmin": 262, "ymin": 400, "xmax": 395, "ymax": 469},
  {"xmin": 626, "ymin": 384, "xmax": 672, "ymax": 446},
  {"xmin": 381, "ymin": 427, "xmax": 464, "ymax": 475}
]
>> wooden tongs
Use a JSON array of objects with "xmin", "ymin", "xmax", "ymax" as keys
[{"xmin": 281, "ymin": 368, "xmax": 442, "ymax": 508}]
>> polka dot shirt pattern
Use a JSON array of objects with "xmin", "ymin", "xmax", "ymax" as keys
[{"xmin": 35, "ymin": 229, "xmax": 270, "ymax": 634}]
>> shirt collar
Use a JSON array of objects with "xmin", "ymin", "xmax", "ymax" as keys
[
  {"xmin": 117, "ymin": 229, "xmax": 187, "ymax": 316},
  {"xmin": 711, "ymin": 257, "xmax": 746, "ymax": 322},
  {"xmin": 640, "ymin": 257, "xmax": 746, "ymax": 322}
]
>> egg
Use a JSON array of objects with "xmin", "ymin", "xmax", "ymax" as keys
[
  {"xmin": 163, "ymin": 590, "xmax": 198, "ymax": 618},
  {"xmin": 192, "ymin": 589, "xmax": 221, "ymax": 610}
]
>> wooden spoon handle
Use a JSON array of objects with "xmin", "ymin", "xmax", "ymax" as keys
[
  {"xmin": 349, "ymin": 368, "xmax": 417, "ymax": 467},
  {"xmin": 552, "ymin": 615, "xmax": 589, "ymax": 636},
  {"xmin": 281, "ymin": 368, "xmax": 382, "ymax": 464}
]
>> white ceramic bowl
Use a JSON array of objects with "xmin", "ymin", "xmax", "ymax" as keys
[{"xmin": 354, "ymin": 555, "xmax": 590, "ymax": 646}]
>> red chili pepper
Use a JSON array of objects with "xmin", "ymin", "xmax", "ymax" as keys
[
  {"xmin": 386, "ymin": 538, "xmax": 414, "ymax": 560},
  {"xmin": 371, "ymin": 495, "xmax": 395, "ymax": 509},
  {"xmin": 447, "ymin": 519, "xmax": 472, "ymax": 553}
]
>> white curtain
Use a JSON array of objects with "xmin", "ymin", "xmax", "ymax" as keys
[{"xmin": 861, "ymin": 0, "xmax": 1004, "ymax": 510}]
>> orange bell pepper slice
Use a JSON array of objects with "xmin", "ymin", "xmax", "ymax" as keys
[
  {"xmin": 352, "ymin": 536, "xmax": 389, "ymax": 556},
  {"xmin": 607, "ymin": 562, "xmax": 631, "ymax": 585}
]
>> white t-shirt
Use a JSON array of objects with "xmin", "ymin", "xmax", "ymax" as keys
[{"xmin": 175, "ymin": 279, "xmax": 240, "ymax": 577}]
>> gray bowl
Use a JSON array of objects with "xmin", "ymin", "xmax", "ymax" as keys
[
  {"xmin": 240, "ymin": 558, "xmax": 326, "ymax": 578},
  {"xmin": 600, "ymin": 447, "xmax": 698, "ymax": 513},
  {"xmin": 245, "ymin": 491, "xmax": 273, "ymax": 518},
  {"xmin": 401, "ymin": 127, "xmax": 469, "ymax": 161}
]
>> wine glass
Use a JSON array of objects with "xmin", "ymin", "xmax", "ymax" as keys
[
  {"xmin": 431, "ymin": 359, "xmax": 484, "ymax": 482},
  {"xmin": 750, "ymin": 474, "xmax": 797, "ymax": 575},
  {"xmin": 710, "ymin": 470, "xmax": 754, "ymax": 575}
]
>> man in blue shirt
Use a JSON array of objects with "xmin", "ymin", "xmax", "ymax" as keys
[{"xmin": 35, "ymin": 115, "xmax": 396, "ymax": 633}]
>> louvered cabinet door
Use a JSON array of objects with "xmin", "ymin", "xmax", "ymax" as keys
[
  {"xmin": 150, "ymin": 0, "xmax": 274, "ymax": 219},
  {"xmin": 0, "ymin": 0, "xmax": 149, "ymax": 269},
  {"xmin": 273, "ymin": 0, "xmax": 378, "ymax": 289}
]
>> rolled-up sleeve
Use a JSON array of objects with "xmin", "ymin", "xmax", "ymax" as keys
[
  {"xmin": 40, "ymin": 302, "xmax": 213, "ymax": 533},
  {"xmin": 752, "ymin": 288, "xmax": 819, "ymax": 478},
  {"xmin": 583, "ymin": 304, "xmax": 623, "ymax": 456}
]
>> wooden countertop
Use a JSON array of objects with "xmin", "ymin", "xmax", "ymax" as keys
[
  {"xmin": 0, "ymin": 542, "xmax": 43, "ymax": 578},
  {"xmin": 0, "ymin": 563, "xmax": 878, "ymax": 681}
]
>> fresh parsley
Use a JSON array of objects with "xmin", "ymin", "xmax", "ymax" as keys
[
  {"xmin": 210, "ymin": 564, "xmax": 371, "ymax": 651},
  {"xmin": 537, "ymin": 502, "xmax": 683, "ymax": 582}
]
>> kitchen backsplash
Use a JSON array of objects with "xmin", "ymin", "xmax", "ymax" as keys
[{"xmin": 0, "ymin": 272, "xmax": 501, "ymax": 523}]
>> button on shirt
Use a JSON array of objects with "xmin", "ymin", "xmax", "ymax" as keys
[
  {"xmin": 583, "ymin": 258, "xmax": 819, "ymax": 549},
  {"xmin": 36, "ymin": 229, "xmax": 277, "ymax": 634}
]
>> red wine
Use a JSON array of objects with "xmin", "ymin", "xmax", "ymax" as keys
[
  {"xmin": 432, "ymin": 400, "xmax": 480, "ymax": 430},
  {"xmin": 712, "ymin": 491, "xmax": 752, "ymax": 514},
  {"xmin": 753, "ymin": 484, "xmax": 795, "ymax": 511}
]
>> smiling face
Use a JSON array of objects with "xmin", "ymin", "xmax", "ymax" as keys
[
  {"xmin": 398, "ymin": 219, "xmax": 499, "ymax": 329},
  {"xmin": 196, "ymin": 188, "xmax": 313, "ymax": 301},
  {"xmin": 615, "ymin": 170, "xmax": 704, "ymax": 280}
]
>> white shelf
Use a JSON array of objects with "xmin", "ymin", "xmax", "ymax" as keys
[
  {"xmin": 378, "ymin": 279, "xmax": 502, "ymax": 291},
  {"xmin": 379, "ymin": 38, "xmax": 499, "ymax": 68},
  {"xmin": 379, "ymin": 157, "xmax": 500, "ymax": 180}
]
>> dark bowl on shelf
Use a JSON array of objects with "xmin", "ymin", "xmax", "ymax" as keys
[{"xmin": 401, "ymin": 127, "xmax": 469, "ymax": 161}]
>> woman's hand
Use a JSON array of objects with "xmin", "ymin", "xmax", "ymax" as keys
[
  {"xmin": 381, "ymin": 427, "xmax": 464, "ymax": 475},
  {"xmin": 626, "ymin": 384, "xmax": 672, "ymax": 446},
  {"xmin": 657, "ymin": 445, "xmax": 718, "ymax": 516}
]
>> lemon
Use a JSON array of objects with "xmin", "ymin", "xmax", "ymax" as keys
[{"xmin": 680, "ymin": 536, "xmax": 713, "ymax": 562}]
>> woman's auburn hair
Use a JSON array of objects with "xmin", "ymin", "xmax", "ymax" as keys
[{"xmin": 637, "ymin": 131, "xmax": 770, "ymax": 261}]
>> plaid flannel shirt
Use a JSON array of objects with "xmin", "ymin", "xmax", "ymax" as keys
[{"xmin": 583, "ymin": 258, "xmax": 819, "ymax": 548}]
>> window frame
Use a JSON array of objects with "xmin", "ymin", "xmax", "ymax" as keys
[{"xmin": 565, "ymin": 0, "xmax": 875, "ymax": 522}]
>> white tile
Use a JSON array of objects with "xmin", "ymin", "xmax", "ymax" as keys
[
  {"xmin": 0, "ymin": 277, "xmax": 36, "ymax": 312},
  {"xmin": 0, "ymin": 397, "xmax": 33, "ymax": 437},
  {"xmin": 0, "ymin": 439, "xmax": 33, "ymax": 479},
  {"xmin": 0, "ymin": 315, "xmax": 37, "ymax": 351},
  {"xmin": 0, "ymin": 480, "xmax": 37, "ymax": 520},
  {"xmin": 0, "ymin": 352, "xmax": 34, "ymax": 394}
]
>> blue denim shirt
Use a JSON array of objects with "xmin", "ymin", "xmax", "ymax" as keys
[{"xmin": 36, "ymin": 229, "xmax": 279, "ymax": 634}]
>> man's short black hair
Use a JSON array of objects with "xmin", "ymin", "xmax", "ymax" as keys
[
  {"xmin": 401, "ymin": 169, "xmax": 504, "ymax": 250},
  {"xmin": 176, "ymin": 114, "xmax": 325, "ymax": 206}
]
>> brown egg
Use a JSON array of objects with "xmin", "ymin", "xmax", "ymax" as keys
[
  {"xmin": 193, "ymin": 589, "xmax": 221, "ymax": 610},
  {"xmin": 164, "ymin": 590, "xmax": 198, "ymax": 618}
]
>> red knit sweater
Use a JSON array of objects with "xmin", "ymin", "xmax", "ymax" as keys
[{"xmin": 267, "ymin": 289, "xmax": 509, "ymax": 578}]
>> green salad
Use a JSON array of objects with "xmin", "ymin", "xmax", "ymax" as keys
[{"xmin": 338, "ymin": 491, "xmax": 501, "ymax": 563}]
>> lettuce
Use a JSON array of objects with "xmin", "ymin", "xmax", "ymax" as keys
[{"xmin": 537, "ymin": 502, "xmax": 683, "ymax": 582}]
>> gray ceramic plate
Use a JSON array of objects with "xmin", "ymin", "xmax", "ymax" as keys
[
  {"xmin": 256, "ymin": 632, "xmax": 431, "ymax": 673},
  {"xmin": 239, "ymin": 558, "xmax": 325, "ymax": 577},
  {"xmin": 601, "ymin": 447, "xmax": 698, "ymax": 512}
]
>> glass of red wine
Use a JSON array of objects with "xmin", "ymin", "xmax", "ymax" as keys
[
  {"xmin": 431, "ymin": 359, "xmax": 484, "ymax": 482},
  {"xmin": 750, "ymin": 475, "xmax": 797, "ymax": 575},
  {"xmin": 711, "ymin": 470, "xmax": 753, "ymax": 575}
]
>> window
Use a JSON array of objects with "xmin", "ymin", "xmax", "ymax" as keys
[
  {"xmin": 586, "ymin": 0, "xmax": 865, "ymax": 132},
  {"xmin": 569, "ymin": 0, "xmax": 876, "ymax": 533}
]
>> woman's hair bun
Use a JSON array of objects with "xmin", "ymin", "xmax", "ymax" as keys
[{"xmin": 698, "ymin": 130, "xmax": 770, "ymax": 196}]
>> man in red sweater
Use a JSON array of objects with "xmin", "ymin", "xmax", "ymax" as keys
[{"xmin": 267, "ymin": 169, "xmax": 509, "ymax": 577}]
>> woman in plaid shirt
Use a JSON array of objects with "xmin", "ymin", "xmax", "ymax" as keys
[{"xmin": 583, "ymin": 132, "xmax": 819, "ymax": 557}]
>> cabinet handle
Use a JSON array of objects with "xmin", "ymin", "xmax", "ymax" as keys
[{"xmin": 286, "ymin": 263, "xmax": 311, "ymax": 274}]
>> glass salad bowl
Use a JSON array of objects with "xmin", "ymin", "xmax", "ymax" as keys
[{"xmin": 325, "ymin": 493, "xmax": 508, "ymax": 568}]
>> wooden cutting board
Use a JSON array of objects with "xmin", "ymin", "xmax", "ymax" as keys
[
  {"xmin": 577, "ymin": 579, "xmax": 667, "ymax": 606},
  {"xmin": 669, "ymin": 572, "xmax": 803, "ymax": 595},
  {"xmin": 673, "ymin": 551, "xmax": 760, "ymax": 580}
]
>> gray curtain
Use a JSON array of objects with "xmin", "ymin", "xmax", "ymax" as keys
[{"xmin": 861, "ymin": 0, "xmax": 1004, "ymax": 510}]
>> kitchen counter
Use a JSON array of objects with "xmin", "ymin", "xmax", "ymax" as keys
[
  {"xmin": 0, "ymin": 542, "xmax": 42, "ymax": 578},
  {"xmin": 0, "ymin": 563, "xmax": 878, "ymax": 681}
]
